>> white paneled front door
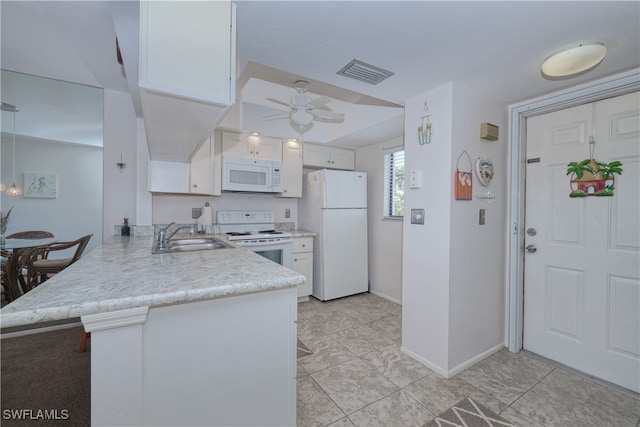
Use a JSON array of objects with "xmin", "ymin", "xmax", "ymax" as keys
[{"xmin": 523, "ymin": 92, "xmax": 640, "ymax": 393}]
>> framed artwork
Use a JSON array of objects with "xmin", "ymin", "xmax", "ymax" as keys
[{"xmin": 24, "ymin": 173, "xmax": 58, "ymax": 198}]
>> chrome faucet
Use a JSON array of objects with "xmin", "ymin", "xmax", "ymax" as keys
[
  {"xmin": 156, "ymin": 222, "xmax": 176, "ymax": 250},
  {"xmin": 156, "ymin": 222, "xmax": 198, "ymax": 250},
  {"xmin": 166, "ymin": 225, "xmax": 196, "ymax": 240}
]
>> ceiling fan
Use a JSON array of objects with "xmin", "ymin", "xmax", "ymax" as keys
[{"xmin": 262, "ymin": 80, "xmax": 345, "ymax": 134}]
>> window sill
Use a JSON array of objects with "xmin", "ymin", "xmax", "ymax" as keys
[{"xmin": 382, "ymin": 216, "xmax": 403, "ymax": 222}]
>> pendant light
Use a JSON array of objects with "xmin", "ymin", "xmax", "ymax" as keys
[{"xmin": 1, "ymin": 102, "xmax": 22, "ymax": 196}]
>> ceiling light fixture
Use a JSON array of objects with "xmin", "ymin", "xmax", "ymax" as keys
[
  {"xmin": 541, "ymin": 42, "xmax": 607, "ymax": 79},
  {"xmin": 1, "ymin": 102, "xmax": 22, "ymax": 196}
]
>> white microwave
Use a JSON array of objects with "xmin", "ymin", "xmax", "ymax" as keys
[{"xmin": 222, "ymin": 156, "xmax": 283, "ymax": 193}]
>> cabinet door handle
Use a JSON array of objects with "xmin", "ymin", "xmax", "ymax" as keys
[
  {"xmin": 301, "ymin": 244, "xmax": 306, "ymax": 248},
  {"xmin": 294, "ymin": 258, "xmax": 298, "ymax": 262},
  {"xmin": 192, "ymin": 184, "xmax": 198, "ymax": 188}
]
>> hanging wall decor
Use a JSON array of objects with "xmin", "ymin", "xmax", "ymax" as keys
[
  {"xmin": 475, "ymin": 158, "xmax": 494, "ymax": 187},
  {"xmin": 567, "ymin": 137, "xmax": 622, "ymax": 197},
  {"xmin": 455, "ymin": 150, "xmax": 473, "ymax": 200},
  {"xmin": 417, "ymin": 101, "xmax": 432, "ymax": 145}
]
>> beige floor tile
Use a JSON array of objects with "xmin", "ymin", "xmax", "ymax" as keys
[
  {"xmin": 297, "ymin": 375, "xmax": 345, "ymax": 427},
  {"xmin": 298, "ymin": 335, "xmax": 357, "ymax": 374},
  {"xmin": 511, "ymin": 381, "xmax": 637, "ymax": 427},
  {"xmin": 499, "ymin": 407, "xmax": 546, "ymax": 427},
  {"xmin": 347, "ymin": 390, "xmax": 434, "ymax": 427},
  {"xmin": 365, "ymin": 313, "xmax": 402, "ymax": 343},
  {"xmin": 541, "ymin": 367, "xmax": 640, "ymax": 423},
  {"xmin": 332, "ymin": 322, "xmax": 396, "ymax": 356},
  {"xmin": 311, "ymin": 358, "xmax": 398, "ymax": 415},
  {"xmin": 454, "ymin": 357, "xmax": 539, "ymax": 406},
  {"xmin": 328, "ymin": 417, "xmax": 355, "ymax": 427},
  {"xmin": 359, "ymin": 344, "xmax": 433, "ymax": 388},
  {"xmin": 403, "ymin": 373, "xmax": 483, "ymax": 415}
]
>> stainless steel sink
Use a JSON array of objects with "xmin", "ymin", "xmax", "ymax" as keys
[{"xmin": 152, "ymin": 236, "xmax": 233, "ymax": 254}]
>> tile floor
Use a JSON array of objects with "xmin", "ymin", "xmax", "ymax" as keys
[{"xmin": 296, "ymin": 293, "xmax": 640, "ymax": 427}]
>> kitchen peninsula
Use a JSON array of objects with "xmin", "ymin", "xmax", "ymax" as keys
[{"xmin": 1, "ymin": 235, "xmax": 304, "ymax": 426}]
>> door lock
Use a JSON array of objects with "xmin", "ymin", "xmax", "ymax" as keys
[
  {"xmin": 527, "ymin": 228, "xmax": 537, "ymax": 236},
  {"xmin": 525, "ymin": 244, "xmax": 537, "ymax": 253}
]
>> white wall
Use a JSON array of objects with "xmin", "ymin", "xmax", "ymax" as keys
[
  {"xmin": 103, "ymin": 89, "xmax": 138, "ymax": 238},
  {"xmin": 448, "ymin": 82, "xmax": 507, "ymax": 369},
  {"xmin": 356, "ymin": 137, "xmax": 403, "ymax": 303},
  {"xmin": 0, "ymin": 135, "xmax": 103, "ymax": 255},
  {"xmin": 401, "ymin": 81, "xmax": 507, "ymax": 376},
  {"xmin": 402, "ymin": 83, "xmax": 454, "ymax": 372}
]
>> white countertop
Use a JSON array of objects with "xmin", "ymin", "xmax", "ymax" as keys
[{"xmin": 1, "ymin": 235, "xmax": 305, "ymax": 329}]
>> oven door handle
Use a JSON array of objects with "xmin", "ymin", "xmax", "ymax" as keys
[{"xmin": 235, "ymin": 239, "xmax": 291, "ymax": 247}]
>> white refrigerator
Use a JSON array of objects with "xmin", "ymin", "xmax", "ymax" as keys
[{"xmin": 300, "ymin": 169, "xmax": 368, "ymax": 301}]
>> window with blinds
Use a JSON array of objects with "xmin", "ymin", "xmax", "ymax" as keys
[{"xmin": 383, "ymin": 149, "xmax": 404, "ymax": 218}]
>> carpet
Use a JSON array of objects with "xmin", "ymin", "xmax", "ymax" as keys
[
  {"xmin": 424, "ymin": 397, "xmax": 516, "ymax": 427},
  {"xmin": 1, "ymin": 326, "xmax": 90, "ymax": 427}
]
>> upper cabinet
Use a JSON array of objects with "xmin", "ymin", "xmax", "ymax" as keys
[
  {"xmin": 279, "ymin": 139, "xmax": 303, "ymax": 198},
  {"xmin": 221, "ymin": 131, "xmax": 283, "ymax": 161},
  {"xmin": 138, "ymin": 1, "xmax": 236, "ymax": 162},
  {"xmin": 148, "ymin": 133, "xmax": 221, "ymax": 196},
  {"xmin": 302, "ymin": 143, "xmax": 355, "ymax": 170}
]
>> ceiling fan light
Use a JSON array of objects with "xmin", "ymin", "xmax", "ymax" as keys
[
  {"xmin": 291, "ymin": 110, "xmax": 313, "ymax": 126},
  {"xmin": 541, "ymin": 42, "xmax": 607, "ymax": 78}
]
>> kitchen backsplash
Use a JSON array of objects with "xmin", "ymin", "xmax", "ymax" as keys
[{"xmin": 114, "ymin": 221, "xmax": 296, "ymax": 237}]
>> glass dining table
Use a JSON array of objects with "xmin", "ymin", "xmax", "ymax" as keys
[{"xmin": 1, "ymin": 237, "xmax": 57, "ymax": 303}]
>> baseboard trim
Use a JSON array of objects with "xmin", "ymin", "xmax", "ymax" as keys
[
  {"xmin": 369, "ymin": 290, "xmax": 401, "ymax": 305},
  {"xmin": 400, "ymin": 346, "xmax": 449, "ymax": 377},
  {"xmin": 401, "ymin": 342, "xmax": 505, "ymax": 378},
  {"xmin": 447, "ymin": 343, "xmax": 505, "ymax": 377}
]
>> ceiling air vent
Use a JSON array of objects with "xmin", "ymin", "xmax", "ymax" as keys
[{"xmin": 337, "ymin": 59, "xmax": 394, "ymax": 85}]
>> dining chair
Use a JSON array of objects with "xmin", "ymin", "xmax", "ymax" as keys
[
  {"xmin": 25, "ymin": 234, "xmax": 92, "ymax": 291},
  {"xmin": 6, "ymin": 230, "xmax": 54, "ymax": 239},
  {"xmin": 3, "ymin": 231, "xmax": 55, "ymax": 299}
]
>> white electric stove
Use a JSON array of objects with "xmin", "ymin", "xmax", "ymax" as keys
[{"xmin": 217, "ymin": 210, "xmax": 292, "ymax": 268}]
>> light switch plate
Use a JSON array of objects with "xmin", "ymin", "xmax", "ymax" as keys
[
  {"xmin": 411, "ymin": 208, "xmax": 425, "ymax": 225},
  {"xmin": 479, "ymin": 209, "xmax": 486, "ymax": 225}
]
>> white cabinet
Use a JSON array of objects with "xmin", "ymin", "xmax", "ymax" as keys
[
  {"xmin": 292, "ymin": 236, "xmax": 313, "ymax": 299},
  {"xmin": 278, "ymin": 139, "xmax": 303, "ymax": 198},
  {"xmin": 303, "ymin": 143, "xmax": 355, "ymax": 170},
  {"xmin": 189, "ymin": 135, "xmax": 221, "ymax": 196},
  {"xmin": 149, "ymin": 134, "xmax": 221, "ymax": 195},
  {"xmin": 86, "ymin": 287, "xmax": 297, "ymax": 426},
  {"xmin": 221, "ymin": 131, "xmax": 283, "ymax": 161},
  {"xmin": 138, "ymin": 1, "xmax": 236, "ymax": 162},
  {"xmin": 148, "ymin": 161, "xmax": 189, "ymax": 193}
]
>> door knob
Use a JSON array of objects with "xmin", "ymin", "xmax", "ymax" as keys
[{"xmin": 525, "ymin": 244, "xmax": 537, "ymax": 253}]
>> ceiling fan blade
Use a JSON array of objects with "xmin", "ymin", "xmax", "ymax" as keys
[
  {"xmin": 261, "ymin": 111, "xmax": 290, "ymax": 121},
  {"xmin": 266, "ymin": 97, "xmax": 291, "ymax": 108},
  {"xmin": 311, "ymin": 110, "xmax": 345, "ymax": 122},
  {"xmin": 310, "ymin": 96, "xmax": 332, "ymax": 107}
]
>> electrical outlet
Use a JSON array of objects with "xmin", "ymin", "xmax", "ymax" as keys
[
  {"xmin": 192, "ymin": 208, "xmax": 202, "ymax": 219},
  {"xmin": 285, "ymin": 208, "xmax": 291, "ymax": 219}
]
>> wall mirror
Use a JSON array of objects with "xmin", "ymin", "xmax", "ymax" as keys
[{"xmin": 1, "ymin": 70, "xmax": 103, "ymax": 254}]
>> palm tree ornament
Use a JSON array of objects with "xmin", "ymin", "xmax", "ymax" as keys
[{"xmin": 567, "ymin": 137, "xmax": 623, "ymax": 197}]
